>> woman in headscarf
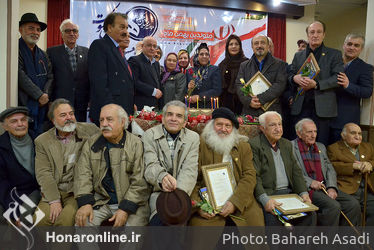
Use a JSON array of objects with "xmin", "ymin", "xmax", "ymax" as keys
[
  {"xmin": 160, "ymin": 52, "xmax": 186, "ymax": 106},
  {"xmin": 186, "ymin": 43, "xmax": 222, "ymax": 108},
  {"xmin": 218, "ymin": 34, "xmax": 248, "ymax": 114},
  {"xmin": 177, "ymin": 49, "xmax": 190, "ymax": 74}
]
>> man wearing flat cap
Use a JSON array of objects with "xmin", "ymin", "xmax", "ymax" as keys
[
  {"xmin": 190, "ymin": 107, "xmax": 264, "ymax": 228},
  {"xmin": 0, "ymin": 107, "xmax": 40, "ymax": 224},
  {"xmin": 143, "ymin": 100, "xmax": 199, "ymax": 225},
  {"xmin": 19, "ymin": 12, "xmax": 53, "ymax": 135}
]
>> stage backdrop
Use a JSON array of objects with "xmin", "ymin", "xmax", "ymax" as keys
[{"xmin": 70, "ymin": 1, "xmax": 268, "ymax": 65}]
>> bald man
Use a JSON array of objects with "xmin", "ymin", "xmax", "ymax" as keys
[
  {"xmin": 328, "ymin": 123, "xmax": 374, "ymax": 226},
  {"xmin": 129, "ymin": 36, "xmax": 162, "ymax": 110}
]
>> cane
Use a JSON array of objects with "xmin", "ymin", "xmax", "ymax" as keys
[{"xmin": 362, "ymin": 172, "xmax": 368, "ymax": 227}]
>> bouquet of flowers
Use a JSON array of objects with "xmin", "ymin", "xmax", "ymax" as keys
[
  {"xmin": 237, "ymin": 115, "xmax": 259, "ymax": 125},
  {"xmin": 239, "ymin": 78, "xmax": 253, "ymax": 97},
  {"xmin": 187, "ymin": 114, "xmax": 212, "ymax": 128}
]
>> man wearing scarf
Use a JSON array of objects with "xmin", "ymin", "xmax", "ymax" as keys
[
  {"xmin": 288, "ymin": 21, "xmax": 344, "ymax": 146},
  {"xmin": 18, "ymin": 13, "xmax": 53, "ymax": 135},
  {"xmin": 291, "ymin": 118, "xmax": 360, "ymax": 226}
]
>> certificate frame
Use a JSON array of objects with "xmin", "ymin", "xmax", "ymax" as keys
[
  {"xmin": 201, "ymin": 162, "xmax": 236, "ymax": 211},
  {"xmin": 269, "ymin": 194, "xmax": 319, "ymax": 215},
  {"xmin": 296, "ymin": 53, "xmax": 320, "ymax": 80},
  {"xmin": 245, "ymin": 71, "xmax": 277, "ymax": 111}
]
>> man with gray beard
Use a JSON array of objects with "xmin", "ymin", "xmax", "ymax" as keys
[{"xmin": 35, "ymin": 98, "xmax": 99, "ymax": 226}]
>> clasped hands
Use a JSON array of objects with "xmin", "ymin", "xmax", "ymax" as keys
[{"xmin": 353, "ymin": 161, "xmax": 373, "ymax": 173}]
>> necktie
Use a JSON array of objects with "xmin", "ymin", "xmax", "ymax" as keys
[{"xmin": 118, "ymin": 47, "xmax": 132, "ymax": 77}]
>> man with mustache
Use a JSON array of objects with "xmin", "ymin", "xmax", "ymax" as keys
[
  {"xmin": 18, "ymin": 13, "xmax": 53, "ymax": 135},
  {"xmin": 34, "ymin": 99, "xmax": 99, "ymax": 226},
  {"xmin": 249, "ymin": 111, "xmax": 316, "ymax": 226},
  {"xmin": 0, "ymin": 107, "xmax": 40, "ymax": 225},
  {"xmin": 235, "ymin": 34, "xmax": 287, "ymax": 117},
  {"xmin": 88, "ymin": 13, "xmax": 135, "ymax": 126}
]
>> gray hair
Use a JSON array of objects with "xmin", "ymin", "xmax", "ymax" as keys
[
  {"xmin": 102, "ymin": 104, "xmax": 129, "ymax": 129},
  {"xmin": 162, "ymin": 100, "xmax": 188, "ymax": 121},
  {"xmin": 295, "ymin": 118, "xmax": 315, "ymax": 133},
  {"xmin": 59, "ymin": 19, "xmax": 79, "ymax": 33},
  {"xmin": 48, "ymin": 98, "xmax": 74, "ymax": 121},
  {"xmin": 258, "ymin": 111, "xmax": 282, "ymax": 128},
  {"xmin": 344, "ymin": 33, "xmax": 365, "ymax": 48}
]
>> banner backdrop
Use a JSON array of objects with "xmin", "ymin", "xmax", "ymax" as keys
[{"xmin": 70, "ymin": 1, "xmax": 267, "ymax": 65}]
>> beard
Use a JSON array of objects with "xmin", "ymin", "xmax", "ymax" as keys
[
  {"xmin": 23, "ymin": 34, "xmax": 39, "ymax": 45},
  {"xmin": 55, "ymin": 120, "xmax": 76, "ymax": 132},
  {"xmin": 201, "ymin": 120, "xmax": 248, "ymax": 155}
]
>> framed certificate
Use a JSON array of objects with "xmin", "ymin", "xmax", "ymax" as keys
[
  {"xmin": 201, "ymin": 162, "xmax": 236, "ymax": 211},
  {"xmin": 296, "ymin": 53, "xmax": 320, "ymax": 80},
  {"xmin": 269, "ymin": 194, "xmax": 319, "ymax": 215},
  {"xmin": 245, "ymin": 71, "xmax": 277, "ymax": 111}
]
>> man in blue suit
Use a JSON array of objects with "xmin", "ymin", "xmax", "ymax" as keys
[
  {"xmin": 88, "ymin": 13, "xmax": 135, "ymax": 126},
  {"xmin": 288, "ymin": 21, "xmax": 344, "ymax": 145},
  {"xmin": 330, "ymin": 34, "xmax": 373, "ymax": 144}
]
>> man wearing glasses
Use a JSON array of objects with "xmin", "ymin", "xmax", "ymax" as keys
[
  {"xmin": 47, "ymin": 19, "xmax": 90, "ymax": 122},
  {"xmin": 18, "ymin": 13, "xmax": 53, "ymax": 135}
]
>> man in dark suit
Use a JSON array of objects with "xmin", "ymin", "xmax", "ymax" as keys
[
  {"xmin": 88, "ymin": 13, "xmax": 134, "ymax": 126},
  {"xmin": 129, "ymin": 36, "xmax": 162, "ymax": 111},
  {"xmin": 288, "ymin": 21, "xmax": 344, "ymax": 145},
  {"xmin": 47, "ymin": 19, "xmax": 89, "ymax": 122},
  {"xmin": 330, "ymin": 34, "xmax": 373, "ymax": 143}
]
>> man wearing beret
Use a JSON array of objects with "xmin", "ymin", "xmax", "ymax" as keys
[
  {"xmin": 35, "ymin": 99, "xmax": 99, "ymax": 226},
  {"xmin": 249, "ymin": 111, "xmax": 316, "ymax": 226},
  {"xmin": 18, "ymin": 13, "xmax": 53, "ymax": 135},
  {"xmin": 0, "ymin": 107, "xmax": 40, "ymax": 224},
  {"xmin": 190, "ymin": 107, "xmax": 264, "ymax": 236},
  {"xmin": 143, "ymin": 100, "xmax": 199, "ymax": 225}
]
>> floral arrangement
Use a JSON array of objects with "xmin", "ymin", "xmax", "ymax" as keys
[
  {"xmin": 237, "ymin": 115, "xmax": 258, "ymax": 125},
  {"xmin": 239, "ymin": 78, "xmax": 253, "ymax": 97}
]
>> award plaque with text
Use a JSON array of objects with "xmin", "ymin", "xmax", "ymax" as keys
[
  {"xmin": 269, "ymin": 194, "xmax": 319, "ymax": 215},
  {"xmin": 201, "ymin": 162, "xmax": 236, "ymax": 211},
  {"xmin": 245, "ymin": 71, "xmax": 276, "ymax": 111},
  {"xmin": 296, "ymin": 53, "xmax": 320, "ymax": 80}
]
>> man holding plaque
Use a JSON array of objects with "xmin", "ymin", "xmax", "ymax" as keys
[
  {"xmin": 249, "ymin": 111, "xmax": 316, "ymax": 226},
  {"xmin": 190, "ymin": 107, "xmax": 264, "ymax": 227},
  {"xmin": 288, "ymin": 21, "xmax": 344, "ymax": 145},
  {"xmin": 292, "ymin": 118, "xmax": 360, "ymax": 226},
  {"xmin": 235, "ymin": 34, "xmax": 287, "ymax": 117},
  {"xmin": 143, "ymin": 100, "xmax": 200, "ymax": 225}
]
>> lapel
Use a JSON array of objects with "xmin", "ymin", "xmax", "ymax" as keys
[
  {"xmin": 278, "ymin": 139, "xmax": 293, "ymax": 180},
  {"xmin": 141, "ymin": 53, "xmax": 160, "ymax": 87},
  {"xmin": 75, "ymin": 46, "xmax": 84, "ymax": 73},
  {"xmin": 104, "ymin": 34, "xmax": 131, "ymax": 76},
  {"xmin": 60, "ymin": 45, "xmax": 74, "ymax": 75},
  {"xmin": 261, "ymin": 54, "xmax": 275, "ymax": 74},
  {"xmin": 154, "ymin": 126, "xmax": 173, "ymax": 171},
  {"xmin": 230, "ymin": 147, "xmax": 241, "ymax": 181},
  {"xmin": 346, "ymin": 57, "xmax": 359, "ymax": 75},
  {"xmin": 316, "ymin": 46, "xmax": 328, "ymax": 72},
  {"xmin": 47, "ymin": 128, "xmax": 65, "ymax": 178},
  {"xmin": 260, "ymin": 134, "xmax": 276, "ymax": 179},
  {"xmin": 337, "ymin": 141, "xmax": 357, "ymax": 162}
]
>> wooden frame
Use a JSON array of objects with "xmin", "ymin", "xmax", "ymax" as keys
[
  {"xmin": 245, "ymin": 71, "xmax": 276, "ymax": 111},
  {"xmin": 269, "ymin": 194, "xmax": 319, "ymax": 215},
  {"xmin": 201, "ymin": 162, "xmax": 235, "ymax": 211},
  {"xmin": 296, "ymin": 53, "xmax": 320, "ymax": 80}
]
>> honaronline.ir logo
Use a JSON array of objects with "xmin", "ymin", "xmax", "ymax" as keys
[{"xmin": 126, "ymin": 6, "xmax": 159, "ymax": 41}]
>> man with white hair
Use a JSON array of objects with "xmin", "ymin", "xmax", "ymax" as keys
[
  {"xmin": 74, "ymin": 104, "xmax": 150, "ymax": 228},
  {"xmin": 249, "ymin": 111, "xmax": 316, "ymax": 226},
  {"xmin": 328, "ymin": 123, "xmax": 374, "ymax": 226},
  {"xmin": 47, "ymin": 19, "xmax": 90, "ymax": 122},
  {"xmin": 292, "ymin": 118, "xmax": 360, "ymax": 226},
  {"xmin": 35, "ymin": 98, "xmax": 99, "ymax": 226}
]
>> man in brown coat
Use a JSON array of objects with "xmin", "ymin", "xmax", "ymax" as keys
[{"xmin": 328, "ymin": 123, "xmax": 374, "ymax": 225}]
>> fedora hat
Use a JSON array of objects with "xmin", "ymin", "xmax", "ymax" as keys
[
  {"xmin": 19, "ymin": 13, "xmax": 47, "ymax": 31},
  {"xmin": 156, "ymin": 189, "xmax": 192, "ymax": 226}
]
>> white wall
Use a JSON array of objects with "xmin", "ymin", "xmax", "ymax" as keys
[{"xmin": 0, "ymin": 1, "xmax": 8, "ymax": 111}]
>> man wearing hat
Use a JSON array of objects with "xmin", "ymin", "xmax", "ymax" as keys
[
  {"xmin": 143, "ymin": 100, "xmax": 199, "ymax": 225},
  {"xmin": 190, "ymin": 107, "xmax": 264, "ymax": 227},
  {"xmin": 0, "ymin": 107, "xmax": 40, "ymax": 224},
  {"xmin": 19, "ymin": 13, "xmax": 53, "ymax": 135}
]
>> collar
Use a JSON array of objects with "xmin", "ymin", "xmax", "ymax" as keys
[
  {"xmin": 261, "ymin": 133, "xmax": 280, "ymax": 151},
  {"xmin": 343, "ymin": 141, "xmax": 359, "ymax": 155},
  {"xmin": 142, "ymin": 52, "xmax": 156, "ymax": 64},
  {"xmin": 0, "ymin": 131, "xmax": 36, "ymax": 150},
  {"xmin": 91, "ymin": 130, "xmax": 127, "ymax": 153},
  {"xmin": 64, "ymin": 43, "xmax": 77, "ymax": 52},
  {"xmin": 107, "ymin": 34, "xmax": 120, "ymax": 48}
]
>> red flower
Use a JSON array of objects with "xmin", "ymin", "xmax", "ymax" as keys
[
  {"xmin": 191, "ymin": 200, "xmax": 197, "ymax": 207},
  {"xmin": 237, "ymin": 117, "xmax": 244, "ymax": 125}
]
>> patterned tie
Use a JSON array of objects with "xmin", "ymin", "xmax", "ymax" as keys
[
  {"xmin": 67, "ymin": 48, "xmax": 77, "ymax": 72},
  {"xmin": 118, "ymin": 47, "xmax": 132, "ymax": 77}
]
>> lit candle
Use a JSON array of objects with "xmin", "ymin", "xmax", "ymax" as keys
[
  {"xmin": 203, "ymin": 96, "xmax": 206, "ymax": 109},
  {"xmin": 217, "ymin": 97, "xmax": 219, "ymax": 108},
  {"xmin": 185, "ymin": 96, "xmax": 187, "ymax": 106},
  {"xmin": 211, "ymin": 97, "xmax": 213, "ymax": 110},
  {"xmin": 197, "ymin": 96, "xmax": 199, "ymax": 109}
]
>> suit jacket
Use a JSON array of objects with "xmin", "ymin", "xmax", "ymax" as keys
[
  {"xmin": 0, "ymin": 132, "xmax": 39, "ymax": 209},
  {"xmin": 235, "ymin": 53, "xmax": 287, "ymax": 116},
  {"xmin": 291, "ymin": 139, "xmax": 337, "ymax": 190},
  {"xmin": 88, "ymin": 34, "xmax": 135, "ymax": 122},
  {"xmin": 288, "ymin": 45, "xmax": 344, "ymax": 117},
  {"xmin": 128, "ymin": 53, "xmax": 161, "ymax": 110},
  {"xmin": 332, "ymin": 58, "xmax": 373, "ymax": 128},
  {"xmin": 47, "ymin": 44, "xmax": 89, "ymax": 121},
  {"xmin": 327, "ymin": 140, "xmax": 374, "ymax": 194},
  {"xmin": 249, "ymin": 134, "xmax": 307, "ymax": 199}
]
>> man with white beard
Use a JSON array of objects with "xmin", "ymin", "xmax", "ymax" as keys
[{"xmin": 35, "ymin": 98, "xmax": 99, "ymax": 226}]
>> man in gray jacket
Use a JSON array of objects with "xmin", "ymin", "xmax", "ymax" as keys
[
  {"xmin": 292, "ymin": 118, "xmax": 360, "ymax": 226},
  {"xmin": 143, "ymin": 100, "xmax": 199, "ymax": 225}
]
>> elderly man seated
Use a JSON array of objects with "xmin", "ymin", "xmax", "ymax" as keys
[
  {"xmin": 249, "ymin": 111, "xmax": 316, "ymax": 226},
  {"xmin": 328, "ymin": 123, "xmax": 374, "ymax": 226},
  {"xmin": 292, "ymin": 118, "xmax": 360, "ymax": 226},
  {"xmin": 143, "ymin": 100, "xmax": 199, "ymax": 225},
  {"xmin": 74, "ymin": 104, "xmax": 150, "ymax": 228},
  {"xmin": 0, "ymin": 107, "xmax": 40, "ymax": 225}
]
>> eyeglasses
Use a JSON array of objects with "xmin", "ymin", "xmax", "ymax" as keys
[{"xmin": 64, "ymin": 29, "xmax": 78, "ymax": 34}]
